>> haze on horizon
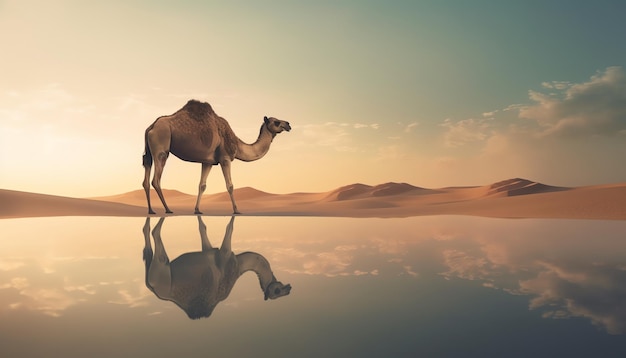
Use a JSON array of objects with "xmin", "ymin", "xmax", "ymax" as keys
[{"xmin": 1, "ymin": 1, "xmax": 626, "ymax": 197}]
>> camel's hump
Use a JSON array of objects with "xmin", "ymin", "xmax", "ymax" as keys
[{"xmin": 181, "ymin": 99, "xmax": 215, "ymax": 120}]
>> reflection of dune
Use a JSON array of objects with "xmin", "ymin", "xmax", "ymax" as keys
[{"xmin": 2, "ymin": 178, "xmax": 626, "ymax": 219}]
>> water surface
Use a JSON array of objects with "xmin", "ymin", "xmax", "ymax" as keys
[{"xmin": 1, "ymin": 216, "xmax": 625, "ymax": 357}]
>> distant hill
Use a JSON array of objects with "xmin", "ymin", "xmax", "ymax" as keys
[
  {"xmin": 324, "ymin": 182, "xmax": 431, "ymax": 201},
  {"xmin": 2, "ymin": 178, "xmax": 625, "ymax": 220},
  {"xmin": 0, "ymin": 189, "xmax": 144, "ymax": 218},
  {"xmin": 90, "ymin": 189, "xmax": 193, "ymax": 204},
  {"xmin": 485, "ymin": 178, "xmax": 569, "ymax": 197},
  {"xmin": 206, "ymin": 187, "xmax": 275, "ymax": 201}
]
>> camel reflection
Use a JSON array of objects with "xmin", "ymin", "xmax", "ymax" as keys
[{"xmin": 142, "ymin": 216, "xmax": 291, "ymax": 319}]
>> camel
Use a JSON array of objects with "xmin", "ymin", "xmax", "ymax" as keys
[
  {"xmin": 142, "ymin": 216, "xmax": 292, "ymax": 319},
  {"xmin": 142, "ymin": 99, "xmax": 291, "ymax": 214}
]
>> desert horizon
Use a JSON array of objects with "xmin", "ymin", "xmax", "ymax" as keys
[{"xmin": 3, "ymin": 177, "xmax": 626, "ymax": 220}]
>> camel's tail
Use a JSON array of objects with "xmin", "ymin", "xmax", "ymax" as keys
[{"xmin": 142, "ymin": 125, "xmax": 153, "ymax": 168}]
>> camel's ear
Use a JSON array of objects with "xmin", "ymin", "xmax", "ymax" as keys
[{"xmin": 264, "ymin": 116, "xmax": 269, "ymax": 123}]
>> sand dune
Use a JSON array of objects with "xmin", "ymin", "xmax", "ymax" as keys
[
  {"xmin": 90, "ymin": 189, "xmax": 194, "ymax": 206},
  {"xmin": 206, "ymin": 187, "xmax": 275, "ymax": 201},
  {"xmin": 485, "ymin": 178, "xmax": 568, "ymax": 197},
  {"xmin": 2, "ymin": 178, "xmax": 626, "ymax": 220},
  {"xmin": 324, "ymin": 182, "xmax": 431, "ymax": 201},
  {"xmin": 0, "ymin": 189, "xmax": 144, "ymax": 219}
]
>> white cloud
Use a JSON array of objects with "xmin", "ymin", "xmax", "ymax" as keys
[
  {"xmin": 541, "ymin": 81, "xmax": 572, "ymax": 90},
  {"xmin": 440, "ymin": 118, "xmax": 493, "ymax": 147},
  {"xmin": 297, "ymin": 121, "xmax": 379, "ymax": 153},
  {"xmin": 374, "ymin": 144, "xmax": 406, "ymax": 161},
  {"xmin": 404, "ymin": 122, "xmax": 419, "ymax": 133},
  {"xmin": 353, "ymin": 123, "xmax": 379, "ymax": 129},
  {"xmin": 519, "ymin": 66, "xmax": 626, "ymax": 137},
  {"xmin": 429, "ymin": 66, "xmax": 626, "ymax": 186}
]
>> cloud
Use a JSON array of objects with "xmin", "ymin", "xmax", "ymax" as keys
[
  {"xmin": 353, "ymin": 123, "xmax": 380, "ymax": 129},
  {"xmin": 519, "ymin": 66, "xmax": 626, "ymax": 137},
  {"xmin": 297, "ymin": 121, "xmax": 379, "ymax": 152},
  {"xmin": 404, "ymin": 122, "xmax": 419, "ymax": 133},
  {"xmin": 374, "ymin": 144, "xmax": 407, "ymax": 161},
  {"xmin": 541, "ymin": 81, "xmax": 572, "ymax": 90},
  {"xmin": 440, "ymin": 118, "xmax": 493, "ymax": 147},
  {"xmin": 429, "ymin": 66, "xmax": 626, "ymax": 186}
]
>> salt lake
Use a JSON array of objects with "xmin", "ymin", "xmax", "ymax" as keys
[{"xmin": 1, "ymin": 216, "xmax": 625, "ymax": 357}]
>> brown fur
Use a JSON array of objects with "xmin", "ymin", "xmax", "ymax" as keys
[
  {"xmin": 142, "ymin": 99, "xmax": 291, "ymax": 214},
  {"xmin": 180, "ymin": 99, "xmax": 215, "ymax": 121}
]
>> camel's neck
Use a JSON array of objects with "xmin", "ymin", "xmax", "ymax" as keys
[
  {"xmin": 237, "ymin": 252, "xmax": 277, "ymax": 293},
  {"xmin": 235, "ymin": 124, "xmax": 275, "ymax": 162}
]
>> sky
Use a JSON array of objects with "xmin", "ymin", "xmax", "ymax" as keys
[{"xmin": 1, "ymin": 0, "xmax": 626, "ymax": 197}]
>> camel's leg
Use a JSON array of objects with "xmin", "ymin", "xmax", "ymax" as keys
[
  {"xmin": 148, "ymin": 217, "xmax": 172, "ymax": 298},
  {"xmin": 151, "ymin": 217, "xmax": 170, "ymax": 264},
  {"xmin": 142, "ymin": 217, "xmax": 154, "ymax": 288},
  {"xmin": 216, "ymin": 216, "xmax": 235, "ymax": 270},
  {"xmin": 143, "ymin": 217, "xmax": 152, "ymax": 255},
  {"xmin": 143, "ymin": 162, "xmax": 155, "ymax": 215},
  {"xmin": 151, "ymin": 151, "xmax": 173, "ymax": 214},
  {"xmin": 198, "ymin": 216, "xmax": 213, "ymax": 252},
  {"xmin": 194, "ymin": 163, "xmax": 213, "ymax": 215},
  {"xmin": 221, "ymin": 216, "xmax": 235, "ymax": 252},
  {"xmin": 220, "ymin": 160, "xmax": 241, "ymax": 214}
]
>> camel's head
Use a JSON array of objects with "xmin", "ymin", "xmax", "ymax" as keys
[
  {"xmin": 264, "ymin": 116, "xmax": 291, "ymax": 135},
  {"xmin": 264, "ymin": 281, "xmax": 292, "ymax": 300}
]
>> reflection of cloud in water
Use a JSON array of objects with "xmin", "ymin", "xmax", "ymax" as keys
[
  {"xmin": 63, "ymin": 281, "xmax": 97, "ymax": 295},
  {"xmin": 0, "ymin": 277, "xmax": 29, "ymax": 290},
  {"xmin": 272, "ymin": 242, "xmax": 413, "ymax": 277},
  {"xmin": 109, "ymin": 285, "xmax": 153, "ymax": 308},
  {"xmin": 373, "ymin": 237, "xmax": 411, "ymax": 255},
  {"xmin": 519, "ymin": 261, "xmax": 626, "ymax": 335},
  {"xmin": 440, "ymin": 249, "xmax": 495, "ymax": 282},
  {"xmin": 440, "ymin": 242, "xmax": 626, "ymax": 335},
  {"xmin": 0, "ymin": 256, "xmax": 133, "ymax": 317},
  {"xmin": 1, "ymin": 275, "xmax": 143, "ymax": 317},
  {"xmin": 1, "ymin": 277, "xmax": 79, "ymax": 317},
  {"xmin": 0, "ymin": 259, "xmax": 25, "ymax": 271},
  {"xmin": 273, "ymin": 246, "xmax": 357, "ymax": 277}
]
